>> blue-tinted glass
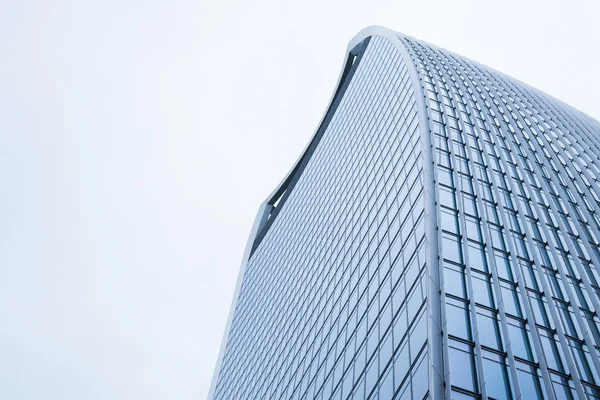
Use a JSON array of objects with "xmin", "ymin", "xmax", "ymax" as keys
[
  {"xmin": 411, "ymin": 353, "xmax": 429, "ymax": 400},
  {"xmin": 471, "ymin": 272, "xmax": 493, "ymax": 307},
  {"xmin": 409, "ymin": 313, "xmax": 427, "ymax": 362},
  {"xmin": 394, "ymin": 343, "xmax": 409, "ymax": 390},
  {"xmin": 379, "ymin": 368, "xmax": 394, "ymax": 400},
  {"xmin": 446, "ymin": 301, "xmax": 470, "ymax": 339},
  {"xmin": 483, "ymin": 355, "xmax": 512, "ymax": 400},
  {"xmin": 213, "ymin": 30, "xmax": 600, "ymax": 400},
  {"xmin": 477, "ymin": 311, "xmax": 502, "ymax": 350},
  {"xmin": 516, "ymin": 367, "xmax": 543, "ymax": 400},
  {"xmin": 444, "ymin": 264, "xmax": 467, "ymax": 298},
  {"xmin": 507, "ymin": 321, "xmax": 533, "ymax": 361},
  {"xmin": 443, "ymin": 233, "xmax": 463, "ymax": 264},
  {"xmin": 449, "ymin": 345, "xmax": 478, "ymax": 392}
]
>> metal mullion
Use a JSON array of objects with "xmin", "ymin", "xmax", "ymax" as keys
[
  {"xmin": 526, "ymin": 92, "xmax": 600, "ymax": 211},
  {"xmin": 399, "ymin": 36, "xmax": 447, "ymax": 400},
  {"xmin": 430, "ymin": 62, "xmax": 492, "ymax": 399},
  {"xmin": 454, "ymin": 57, "xmax": 587, "ymax": 399},
  {"xmin": 482, "ymin": 71, "xmax": 600, "ymax": 379},
  {"xmin": 502, "ymin": 81, "xmax": 600, "ymax": 296},
  {"xmin": 512, "ymin": 88, "xmax": 600, "ymax": 242},
  {"xmin": 508, "ymin": 81, "xmax": 600, "ymax": 233},
  {"xmin": 409, "ymin": 41, "xmax": 489, "ymax": 400},
  {"xmin": 530, "ymin": 91, "xmax": 600, "ymax": 170},
  {"xmin": 447, "ymin": 61, "xmax": 568, "ymax": 400},
  {"xmin": 427, "ymin": 45, "xmax": 523, "ymax": 400},
  {"xmin": 442, "ymin": 53, "xmax": 567, "ymax": 400}
]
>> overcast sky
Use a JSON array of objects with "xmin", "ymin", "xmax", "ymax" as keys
[{"xmin": 1, "ymin": 0, "xmax": 599, "ymax": 399}]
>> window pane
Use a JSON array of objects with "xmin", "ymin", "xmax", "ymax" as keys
[
  {"xmin": 443, "ymin": 233, "xmax": 463, "ymax": 264},
  {"xmin": 483, "ymin": 355, "xmax": 511, "ymax": 400},
  {"xmin": 411, "ymin": 353, "xmax": 429, "ymax": 400},
  {"xmin": 449, "ymin": 345, "xmax": 478, "ymax": 392},
  {"xmin": 477, "ymin": 311, "xmax": 502, "ymax": 350},
  {"xmin": 394, "ymin": 343, "xmax": 409, "ymax": 391},
  {"xmin": 507, "ymin": 321, "xmax": 533, "ymax": 361},
  {"xmin": 517, "ymin": 367, "xmax": 543, "ymax": 400},
  {"xmin": 446, "ymin": 301, "xmax": 471, "ymax": 340},
  {"xmin": 445, "ymin": 265, "xmax": 467, "ymax": 298},
  {"xmin": 471, "ymin": 272, "xmax": 493, "ymax": 307}
]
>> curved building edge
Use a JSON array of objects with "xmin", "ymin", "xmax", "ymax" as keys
[
  {"xmin": 206, "ymin": 31, "xmax": 360, "ymax": 400},
  {"xmin": 207, "ymin": 26, "xmax": 442, "ymax": 400}
]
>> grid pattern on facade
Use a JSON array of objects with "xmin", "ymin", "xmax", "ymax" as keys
[
  {"xmin": 213, "ymin": 36, "xmax": 428, "ymax": 400},
  {"xmin": 402, "ymin": 36, "xmax": 600, "ymax": 400},
  {"xmin": 211, "ymin": 27, "xmax": 600, "ymax": 400}
]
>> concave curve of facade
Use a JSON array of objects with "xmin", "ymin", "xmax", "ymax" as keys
[{"xmin": 209, "ymin": 26, "xmax": 600, "ymax": 400}]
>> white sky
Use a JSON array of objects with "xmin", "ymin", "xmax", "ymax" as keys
[{"xmin": 1, "ymin": 0, "xmax": 599, "ymax": 399}]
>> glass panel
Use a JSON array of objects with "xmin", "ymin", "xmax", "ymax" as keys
[
  {"xmin": 443, "ymin": 233, "xmax": 463, "ymax": 264},
  {"xmin": 445, "ymin": 265, "xmax": 467, "ymax": 298},
  {"xmin": 482, "ymin": 354, "xmax": 512, "ymax": 400},
  {"xmin": 411, "ymin": 353, "xmax": 429, "ymax": 400},
  {"xmin": 506, "ymin": 321, "xmax": 534, "ymax": 361},
  {"xmin": 477, "ymin": 311, "xmax": 502, "ymax": 350},
  {"xmin": 516, "ymin": 366, "xmax": 543, "ymax": 400},
  {"xmin": 471, "ymin": 272, "xmax": 493, "ymax": 307},
  {"xmin": 394, "ymin": 342, "xmax": 409, "ymax": 392},
  {"xmin": 446, "ymin": 300, "xmax": 471, "ymax": 340},
  {"xmin": 449, "ymin": 345, "xmax": 478, "ymax": 392}
]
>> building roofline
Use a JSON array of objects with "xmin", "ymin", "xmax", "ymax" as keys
[
  {"xmin": 249, "ymin": 26, "xmax": 415, "ymax": 256},
  {"xmin": 206, "ymin": 25, "xmax": 444, "ymax": 400},
  {"xmin": 206, "ymin": 29, "xmax": 361, "ymax": 400}
]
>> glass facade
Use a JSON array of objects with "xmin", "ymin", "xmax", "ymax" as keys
[{"xmin": 210, "ymin": 27, "xmax": 600, "ymax": 400}]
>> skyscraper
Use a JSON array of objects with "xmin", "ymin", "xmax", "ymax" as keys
[{"xmin": 209, "ymin": 26, "xmax": 600, "ymax": 400}]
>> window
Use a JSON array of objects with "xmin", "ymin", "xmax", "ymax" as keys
[
  {"xmin": 482, "ymin": 352, "xmax": 512, "ymax": 400},
  {"xmin": 539, "ymin": 330, "xmax": 565, "ymax": 373},
  {"xmin": 394, "ymin": 342, "xmax": 410, "ymax": 390},
  {"xmin": 441, "ymin": 208, "xmax": 460, "ymax": 234},
  {"xmin": 446, "ymin": 299, "xmax": 471, "ymax": 340},
  {"xmin": 378, "ymin": 366, "xmax": 394, "ymax": 399},
  {"xmin": 411, "ymin": 352, "xmax": 429, "ymax": 400},
  {"xmin": 449, "ymin": 342, "xmax": 478, "ymax": 392},
  {"xmin": 439, "ymin": 185, "xmax": 457, "ymax": 209},
  {"xmin": 500, "ymin": 282, "xmax": 521, "ymax": 317},
  {"xmin": 468, "ymin": 244, "xmax": 488, "ymax": 272},
  {"xmin": 445, "ymin": 264, "xmax": 467, "ymax": 298},
  {"xmin": 443, "ymin": 233, "xmax": 463, "ymax": 264},
  {"xmin": 471, "ymin": 272, "xmax": 494, "ymax": 307},
  {"xmin": 477, "ymin": 310, "xmax": 502, "ymax": 350},
  {"xmin": 506, "ymin": 320, "xmax": 534, "ymax": 361},
  {"xmin": 409, "ymin": 313, "xmax": 427, "ymax": 363},
  {"xmin": 516, "ymin": 364, "xmax": 544, "ymax": 400}
]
